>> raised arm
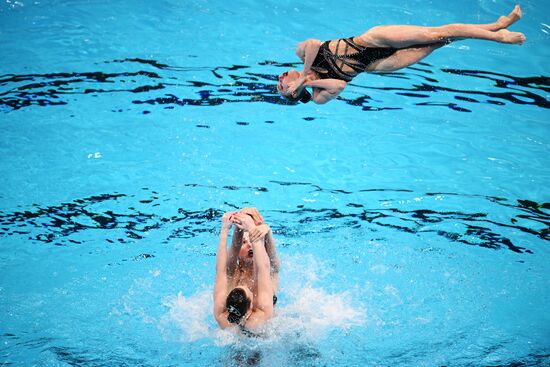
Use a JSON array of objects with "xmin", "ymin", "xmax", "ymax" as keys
[
  {"xmin": 287, "ymin": 39, "xmax": 322, "ymax": 97},
  {"xmin": 307, "ymin": 78, "xmax": 347, "ymax": 104},
  {"xmin": 250, "ymin": 231, "xmax": 273, "ymax": 320},
  {"xmin": 232, "ymin": 214, "xmax": 273, "ymax": 323},
  {"xmin": 265, "ymin": 227, "xmax": 280, "ymax": 277},
  {"xmin": 213, "ymin": 212, "xmax": 233, "ymax": 328},
  {"xmin": 257, "ymin": 225, "xmax": 280, "ymax": 295},
  {"xmin": 250, "ymin": 225, "xmax": 280, "ymax": 274},
  {"xmin": 226, "ymin": 226, "xmax": 243, "ymax": 276},
  {"xmin": 295, "ymin": 39, "xmax": 322, "ymax": 74}
]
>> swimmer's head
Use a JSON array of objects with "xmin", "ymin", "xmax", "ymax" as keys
[
  {"xmin": 226, "ymin": 286, "xmax": 252, "ymax": 324},
  {"xmin": 277, "ymin": 69, "xmax": 311, "ymax": 104},
  {"xmin": 238, "ymin": 232, "xmax": 254, "ymax": 263}
]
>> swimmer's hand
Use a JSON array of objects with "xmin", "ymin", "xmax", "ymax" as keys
[
  {"xmin": 288, "ymin": 75, "xmax": 307, "ymax": 97},
  {"xmin": 221, "ymin": 212, "xmax": 235, "ymax": 231},
  {"xmin": 240, "ymin": 207, "xmax": 264, "ymax": 225},
  {"xmin": 249, "ymin": 224, "xmax": 270, "ymax": 243},
  {"xmin": 232, "ymin": 212, "xmax": 255, "ymax": 232}
]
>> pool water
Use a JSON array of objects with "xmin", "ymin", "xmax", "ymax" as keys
[{"xmin": 1, "ymin": 0, "xmax": 549, "ymax": 366}]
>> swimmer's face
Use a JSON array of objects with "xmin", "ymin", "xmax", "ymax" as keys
[
  {"xmin": 277, "ymin": 69, "xmax": 300, "ymax": 96},
  {"xmin": 238, "ymin": 232, "xmax": 254, "ymax": 262}
]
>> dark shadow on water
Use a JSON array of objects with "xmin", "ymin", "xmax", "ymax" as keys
[
  {"xmin": 224, "ymin": 341, "xmax": 322, "ymax": 367},
  {"xmin": 0, "ymin": 183, "xmax": 547, "ymax": 254},
  {"xmin": 225, "ymin": 347, "xmax": 262, "ymax": 367},
  {"xmin": 0, "ymin": 58, "xmax": 548, "ymax": 113}
]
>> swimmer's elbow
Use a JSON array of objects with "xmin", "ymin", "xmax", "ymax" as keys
[
  {"xmin": 214, "ymin": 311, "xmax": 230, "ymax": 329},
  {"xmin": 312, "ymin": 95, "xmax": 330, "ymax": 105},
  {"xmin": 336, "ymin": 80, "xmax": 347, "ymax": 91},
  {"xmin": 271, "ymin": 258, "xmax": 281, "ymax": 274},
  {"xmin": 325, "ymin": 80, "xmax": 346, "ymax": 97}
]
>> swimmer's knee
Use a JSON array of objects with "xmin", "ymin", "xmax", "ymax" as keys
[
  {"xmin": 368, "ymin": 25, "xmax": 387, "ymax": 33},
  {"xmin": 366, "ymin": 25, "xmax": 389, "ymax": 38},
  {"xmin": 362, "ymin": 26, "xmax": 392, "ymax": 46},
  {"xmin": 433, "ymin": 24, "xmax": 463, "ymax": 40}
]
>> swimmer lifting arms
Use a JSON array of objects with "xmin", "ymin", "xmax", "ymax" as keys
[
  {"xmin": 213, "ymin": 208, "xmax": 280, "ymax": 332},
  {"xmin": 277, "ymin": 5, "xmax": 525, "ymax": 104}
]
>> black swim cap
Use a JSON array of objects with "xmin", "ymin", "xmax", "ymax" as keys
[
  {"xmin": 226, "ymin": 288, "xmax": 250, "ymax": 324},
  {"xmin": 297, "ymin": 89, "xmax": 312, "ymax": 103},
  {"xmin": 282, "ymin": 89, "xmax": 312, "ymax": 104}
]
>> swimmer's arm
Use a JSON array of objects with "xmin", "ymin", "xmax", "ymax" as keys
[
  {"xmin": 290, "ymin": 39, "xmax": 322, "ymax": 95},
  {"xmin": 265, "ymin": 228, "xmax": 280, "ymax": 294},
  {"xmin": 307, "ymin": 79, "xmax": 347, "ymax": 104},
  {"xmin": 251, "ymin": 233, "xmax": 273, "ymax": 320},
  {"xmin": 214, "ymin": 216, "xmax": 232, "ymax": 328},
  {"xmin": 226, "ymin": 227, "xmax": 243, "ymax": 276},
  {"xmin": 264, "ymin": 227, "xmax": 280, "ymax": 274},
  {"xmin": 250, "ymin": 224, "xmax": 280, "ymax": 292},
  {"xmin": 296, "ymin": 39, "xmax": 321, "ymax": 75}
]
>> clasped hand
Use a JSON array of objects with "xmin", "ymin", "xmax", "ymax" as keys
[
  {"xmin": 287, "ymin": 75, "xmax": 307, "ymax": 97},
  {"xmin": 221, "ymin": 210, "xmax": 269, "ymax": 243}
]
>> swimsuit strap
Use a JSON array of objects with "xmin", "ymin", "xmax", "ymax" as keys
[
  {"xmin": 321, "ymin": 45, "xmax": 355, "ymax": 80},
  {"xmin": 324, "ymin": 36, "xmax": 381, "ymax": 79},
  {"xmin": 333, "ymin": 38, "xmax": 361, "ymax": 74},
  {"xmin": 239, "ymin": 324, "xmax": 261, "ymax": 338},
  {"xmin": 334, "ymin": 54, "xmax": 368, "ymax": 73},
  {"xmin": 238, "ymin": 312, "xmax": 263, "ymax": 338},
  {"xmin": 337, "ymin": 37, "xmax": 372, "ymax": 73},
  {"xmin": 342, "ymin": 37, "xmax": 367, "ymax": 53}
]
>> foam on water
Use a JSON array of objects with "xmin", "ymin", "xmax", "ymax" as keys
[
  {"xmin": 159, "ymin": 254, "xmax": 366, "ymax": 347},
  {"xmin": 160, "ymin": 290, "xmax": 212, "ymax": 343}
]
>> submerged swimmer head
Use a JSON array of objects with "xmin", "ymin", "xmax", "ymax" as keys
[
  {"xmin": 277, "ymin": 69, "xmax": 311, "ymax": 103},
  {"xmin": 226, "ymin": 286, "xmax": 253, "ymax": 324}
]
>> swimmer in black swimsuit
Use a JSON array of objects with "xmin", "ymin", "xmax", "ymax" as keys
[
  {"xmin": 213, "ymin": 209, "xmax": 280, "ymax": 334},
  {"xmin": 277, "ymin": 5, "xmax": 525, "ymax": 104}
]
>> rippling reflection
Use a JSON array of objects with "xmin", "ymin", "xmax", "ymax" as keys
[
  {"xmin": 0, "ymin": 182, "xmax": 547, "ymax": 254},
  {"xmin": 1, "ymin": 58, "xmax": 548, "ymax": 113}
]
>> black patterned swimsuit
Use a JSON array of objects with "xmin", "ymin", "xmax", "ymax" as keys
[{"xmin": 311, "ymin": 37, "xmax": 397, "ymax": 82}]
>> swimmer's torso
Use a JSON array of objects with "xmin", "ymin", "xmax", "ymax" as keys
[
  {"xmin": 311, "ymin": 36, "xmax": 397, "ymax": 81},
  {"xmin": 229, "ymin": 267, "xmax": 256, "ymax": 294}
]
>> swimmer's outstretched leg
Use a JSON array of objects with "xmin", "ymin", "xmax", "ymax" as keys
[
  {"xmin": 361, "ymin": 24, "xmax": 525, "ymax": 49},
  {"xmin": 358, "ymin": 5, "xmax": 525, "ymax": 49},
  {"xmin": 365, "ymin": 6, "xmax": 524, "ymax": 72}
]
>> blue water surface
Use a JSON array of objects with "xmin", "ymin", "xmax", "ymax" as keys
[{"xmin": 1, "ymin": 0, "xmax": 549, "ymax": 366}]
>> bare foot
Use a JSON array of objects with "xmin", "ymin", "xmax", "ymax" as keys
[
  {"xmin": 497, "ymin": 29, "xmax": 526, "ymax": 45},
  {"xmin": 508, "ymin": 5, "xmax": 523, "ymax": 21},
  {"xmin": 494, "ymin": 5, "xmax": 523, "ymax": 30},
  {"xmin": 508, "ymin": 5, "xmax": 522, "ymax": 23}
]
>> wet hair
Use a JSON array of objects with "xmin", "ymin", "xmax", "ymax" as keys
[
  {"xmin": 283, "ymin": 89, "xmax": 312, "ymax": 104},
  {"xmin": 226, "ymin": 288, "xmax": 251, "ymax": 324}
]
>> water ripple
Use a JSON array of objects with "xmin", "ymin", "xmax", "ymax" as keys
[
  {"xmin": 0, "ymin": 183, "xmax": 547, "ymax": 254},
  {"xmin": 1, "ymin": 59, "xmax": 548, "ymax": 113}
]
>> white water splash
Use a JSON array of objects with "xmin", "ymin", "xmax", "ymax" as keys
[
  {"xmin": 159, "ymin": 290, "xmax": 212, "ymax": 342},
  {"xmin": 268, "ymin": 286, "xmax": 366, "ymax": 341},
  {"xmin": 159, "ymin": 254, "xmax": 366, "ymax": 345}
]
